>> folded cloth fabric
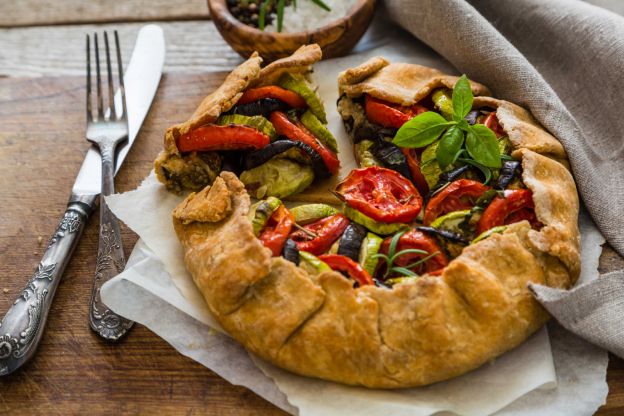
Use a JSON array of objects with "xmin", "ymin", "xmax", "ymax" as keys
[{"xmin": 383, "ymin": 0, "xmax": 624, "ymax": 357}]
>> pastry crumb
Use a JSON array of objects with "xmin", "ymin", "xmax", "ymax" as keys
[
  {"xmin": 37, "ymin": 236, "xmax": 43, "ymax": 245},
  {"xmin": 2, "ymin": 288, "xmax": 8, "ymax": 294}
]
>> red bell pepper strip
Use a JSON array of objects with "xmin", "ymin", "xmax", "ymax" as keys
[
  {"xmin": 476, "ymin": 189, "xmax": 540, "ymax": 235},
  {"xmin": 423, "ymin": 179, "xmax": 491, "ymax": 225},
  {"xmin": 259, "ymin": 204, "xmax": 294, "ymax": 256},
  {"xmin": 365, "ymin": 95, "xmax": 428, "ymax": 129},
  {"xmin": 177, "ymin": 124, "xmax": 270, "ymax": 153},
  {"xmin": 401, "ymin": 148, "xmax": 430, "ymax": 196},
  {"xmin": 318, "ymin": 254, "xmax": 375, "ymax": 286},
  {"xmin": 238, "ymin": 86, "xmax": 307, "ymax": 108},
  {"xmin": 378, "ymin": 229, "xmax": 448, "ymax": 276},
  {"xmin": 289, "ymin": 214, "xmax": 350, "ymax": 255},
  {"xmin": 269, "ymin": 111, "xmax": 340, "ymax": 175},
  {"xmin": 482, "ymin": 112, "xmax": 506, "ymax": 138},
  {"xmin": 336, "ymin": 166, "xmax": 423, "ymax": 224}
]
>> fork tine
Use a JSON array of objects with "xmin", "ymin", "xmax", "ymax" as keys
[
  {"xmin": 104, "ymin": 32, "xmax": 114, "ymax": 120},
  {"xmin": 86, "ymin": 34, "xmax": 92, "ymax": 121},
  {"xmin": 114, "ymin": 31, "xmax": 126, "ymax": 120},
  {"xmin": 94, "ymin": 33, "xmax": 104, "ymax": 119}
]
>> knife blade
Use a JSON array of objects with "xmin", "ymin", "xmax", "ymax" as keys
[
  {"xmin": 73, "ymin": 24, "xmax": 166, "ymax": 196},
  {"xmin": 0, "ymin": 24, "xmax": 165, "ymax": 376}
]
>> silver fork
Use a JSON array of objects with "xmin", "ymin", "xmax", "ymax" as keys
[{"xmin": 86, "ymin": 31, "xmax": 134, "ymax": 341}]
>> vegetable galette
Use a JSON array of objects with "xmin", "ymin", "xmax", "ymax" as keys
[{"xmin": 166, "ymin": 53, "xmax": 580, "ymax": 388}]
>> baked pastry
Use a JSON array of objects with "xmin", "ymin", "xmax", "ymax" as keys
[
  {"xmin": 169, "ymin": 57, "xmax": 580, "ymax": 388},
  {"xmin": 155, "ymin": 44, "xmax": 340, "ymax": 201}
]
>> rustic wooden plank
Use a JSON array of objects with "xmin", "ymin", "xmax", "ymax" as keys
[
  {"xmin": 0, "ymin": 21, "xmax": 243, "ymax": 77},
  {"xmin": 0, "ymin": 0, "xmax": 210, "ymax": 28},
  {"xmin": 0, "ymin": 73, "xmax": 622, "ymax": 414}
]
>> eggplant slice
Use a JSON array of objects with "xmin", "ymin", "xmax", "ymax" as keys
[
  {"xmin": 337, "ymin": 223, "xmax": 368, "ymax": 262},
  {"xmin": 371, "ymin": 139, "xmax": 413, "ymax": 183},
  {"xmin": 495, "ymin": 160, "xmax": 522, "ymax": 190},
  {"xmin": 243, "ymin": 139, "xmax": 331, "ymax": 179},
  {"xmin": 282, "ymin": 239, "xmax": 300, "ymax": 265},
  {"xmin": 230, "ymin": 98, "xmax": 290, "ymax": 118}
]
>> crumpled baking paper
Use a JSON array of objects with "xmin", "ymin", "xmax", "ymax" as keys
[{"xmin": 102, "ymin": 24, "xmax": 608, "ymax": 416}]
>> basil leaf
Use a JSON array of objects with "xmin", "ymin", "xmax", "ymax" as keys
[
  {"xmin": 436, "ymin": 126, "xmax": 464, "ymax": 168},
  {"xmin": 456, "ymin": 119, "xmax": 471, "ymax": 132},
  {"xmin": 465, "ymin": 124, "xmax": 502, "ymax": 168},
  {"xmin": 393, "ymin": 112, "xmax": 452, "ymax": 148},
  {"xmin": 452, "ymin": 75, "xmax": 474, "ymax": 121}
]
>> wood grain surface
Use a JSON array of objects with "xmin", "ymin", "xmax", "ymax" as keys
[
  {"xmin": 0, "ymin": 0, "xmax": 210, "ymax": 27},
  {"xmin": 0, "ymin": 73, "xmax": 623, "ymax": 415},
  {"xmin": 0, "ymin": 21, "xmax": 243, "ymax": 77}
]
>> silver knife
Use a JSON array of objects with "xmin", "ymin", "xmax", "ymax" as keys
[{"xmin": 0, "ymin": 25, "xmax": 165, "ymax": 376}]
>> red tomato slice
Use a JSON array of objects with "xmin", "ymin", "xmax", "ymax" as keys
[
  {"xmin": 259, "ymin": 204, "xmax": 294, "ymax": 256},
  {"xmin": 365, "ymin": 95, "xmax": 428, "ymax": 129},
  {"xmin": 336, "ymin": 166, "xmax": 423, "ymax": 223},
  {"xmin": 423, "ymin": 179, "xmax": 491, "ymax": 225},
  {"xmin": 318, "ymin": 254, "xmax": 375, "ymax": 286},
  {"xmin": 269, "ymin": 111, "xmax": 340, "ymax": 175},
  {"xmin": 378, "ymin": 229, "xmax": 448, "ymax": 276},
  {"xmin": 401, "ymin": 148, "xmax": 430, "ymax": 196},
  {"xmin": 482, "ymin": 112, "xmax": 506, "ymax": 138},
  {"xmin": 177, "ymin": 124, "xmax": 270, "ymax": 153},
  {"xmin": 290, "ymin": 214, "xmax": 350, "ymax": 255},
  {"xmin": 476, "ymin": 189, "xmax": 540, "ymax": 234},
  {"xmin": 238, "ymin": 86, "xmax": 307, "ymax": 108}
]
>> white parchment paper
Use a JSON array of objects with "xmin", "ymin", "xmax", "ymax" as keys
[{"xmin": 101, "ymin": 21, "xmax": 608, "ymax": 415}]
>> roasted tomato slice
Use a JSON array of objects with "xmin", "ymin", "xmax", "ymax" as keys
[
  {"xmin": 401, "ymin": 148, "xmax": 429, "ymax": 196},
  {"xmin": 318, "ymin": 254, "xmax": 375, "ymax": 286},
  {"xmin": 377, "ymin": 229, "xmax": 448, "ymax": 277},
  {"xmin": 238, "ymin": 86, "xmax": 307, "ymax": 108},
  {"xmin": 482, "ymin": 112, "xmax": 505, "ymax": 138},
  {"xmin": 177, "ymin": 124, "xmax": 270, "ymax": 153},
  {"xmin": 259, "ymin": 204, "xmax": 294, "ymax": 256},
  {"xmin": 423, "ymin": 179, "xmax": 491, "ymax": 225},
  {"xmin": 270, "ymin": 111, "xmax": 340, "ymax": 175},
  {"xmin": 336, "ymin": 166, "xmax": 423, "ymax": 223},
  {"xmin": 365, "ymin": 95, "xmax": 428, "ymax": 129},
  {"xmin": 476, "ymin": 189, "xmax": 541, "ymax": 234},
  {"xmin": 290, "ymin": 213, "xmax": 350, "ymax": 255}
]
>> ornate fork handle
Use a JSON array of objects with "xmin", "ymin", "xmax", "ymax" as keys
[
  {"xmin": 0, "ymin": 196, "xmax": 94, "ymax": 376},
  {"xmin": 88, "ymin": 143, "xmax": 133, "ymax": 341}
]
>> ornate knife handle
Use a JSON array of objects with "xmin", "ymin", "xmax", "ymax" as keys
[
  {"xmin": 0, "ymin": 197, "xmax": 94, "ymax": 376},
  {"xmin": 88, "ymin": 143, "xmax": 134, "ymax": 341}
]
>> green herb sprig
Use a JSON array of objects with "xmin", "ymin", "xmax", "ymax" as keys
[
  {"xmin": 258, "ymin": 0, "xmax": 331, "ymax": 32},
  {"xmin": 392, "ymin": 75, "xmax": 502, "ymax": 181},
  {"xmin": 371, "ymin": 230, "xmax": 441, "ymax": 280}
]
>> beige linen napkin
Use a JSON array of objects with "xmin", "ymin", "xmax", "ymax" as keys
[{"xmin": 383, "ymin": 0, "xmax": 624, "ymax": 357}]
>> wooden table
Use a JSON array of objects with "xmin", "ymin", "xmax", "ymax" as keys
[{"xmin": 0, "ymin": 2, "xmax": 623, "ymax": 414}]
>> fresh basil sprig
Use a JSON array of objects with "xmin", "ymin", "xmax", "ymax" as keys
[
  {"xmin": 371, "ymin": 230, "xmax": 441, "ymax": 279},
  {"xmin": 392, "ymin": 74, "xmax": 502, "ymax": 172}
]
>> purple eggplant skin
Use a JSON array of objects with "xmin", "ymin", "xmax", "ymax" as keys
[
  {"xmin": 465, "ymin": 110, "xmax": 479, "ymax": 125},
  {"xmin": 495, "ymin": 160, "xmax": 522, "ymax": 190},
  {"xmin": 230, "ymin": 98, "xmax": 289, "ymax": 118},
  {"xmin": 371, "ymin": 139, "xmax": 414, "ymax": 183},
  {"xmin": 417, "ymin": 226, "xmax": 469, "ymax": 245},
  {"xmin": 282, "ymin": 239, "xmax": 300, "ymax": 265},
  {"xmin": 337, "ymin": 223, "xmax": 368, "ymax": 262},
  {"xmin": 242, "ymin": 139, "xmax": 331, "ymax": 179},
  {"xmin": 429, "ymin": 165, "xmax": 470, "ymax": 196}
]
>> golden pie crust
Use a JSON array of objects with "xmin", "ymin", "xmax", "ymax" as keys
[{"xmin": 169, "ymin": 58, "xmax": 580, "ymax": 388}]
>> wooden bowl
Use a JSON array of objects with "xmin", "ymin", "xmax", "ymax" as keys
[{"xmin": 208, "ymin": 0, "xmax": 376, "ymax": 62}]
